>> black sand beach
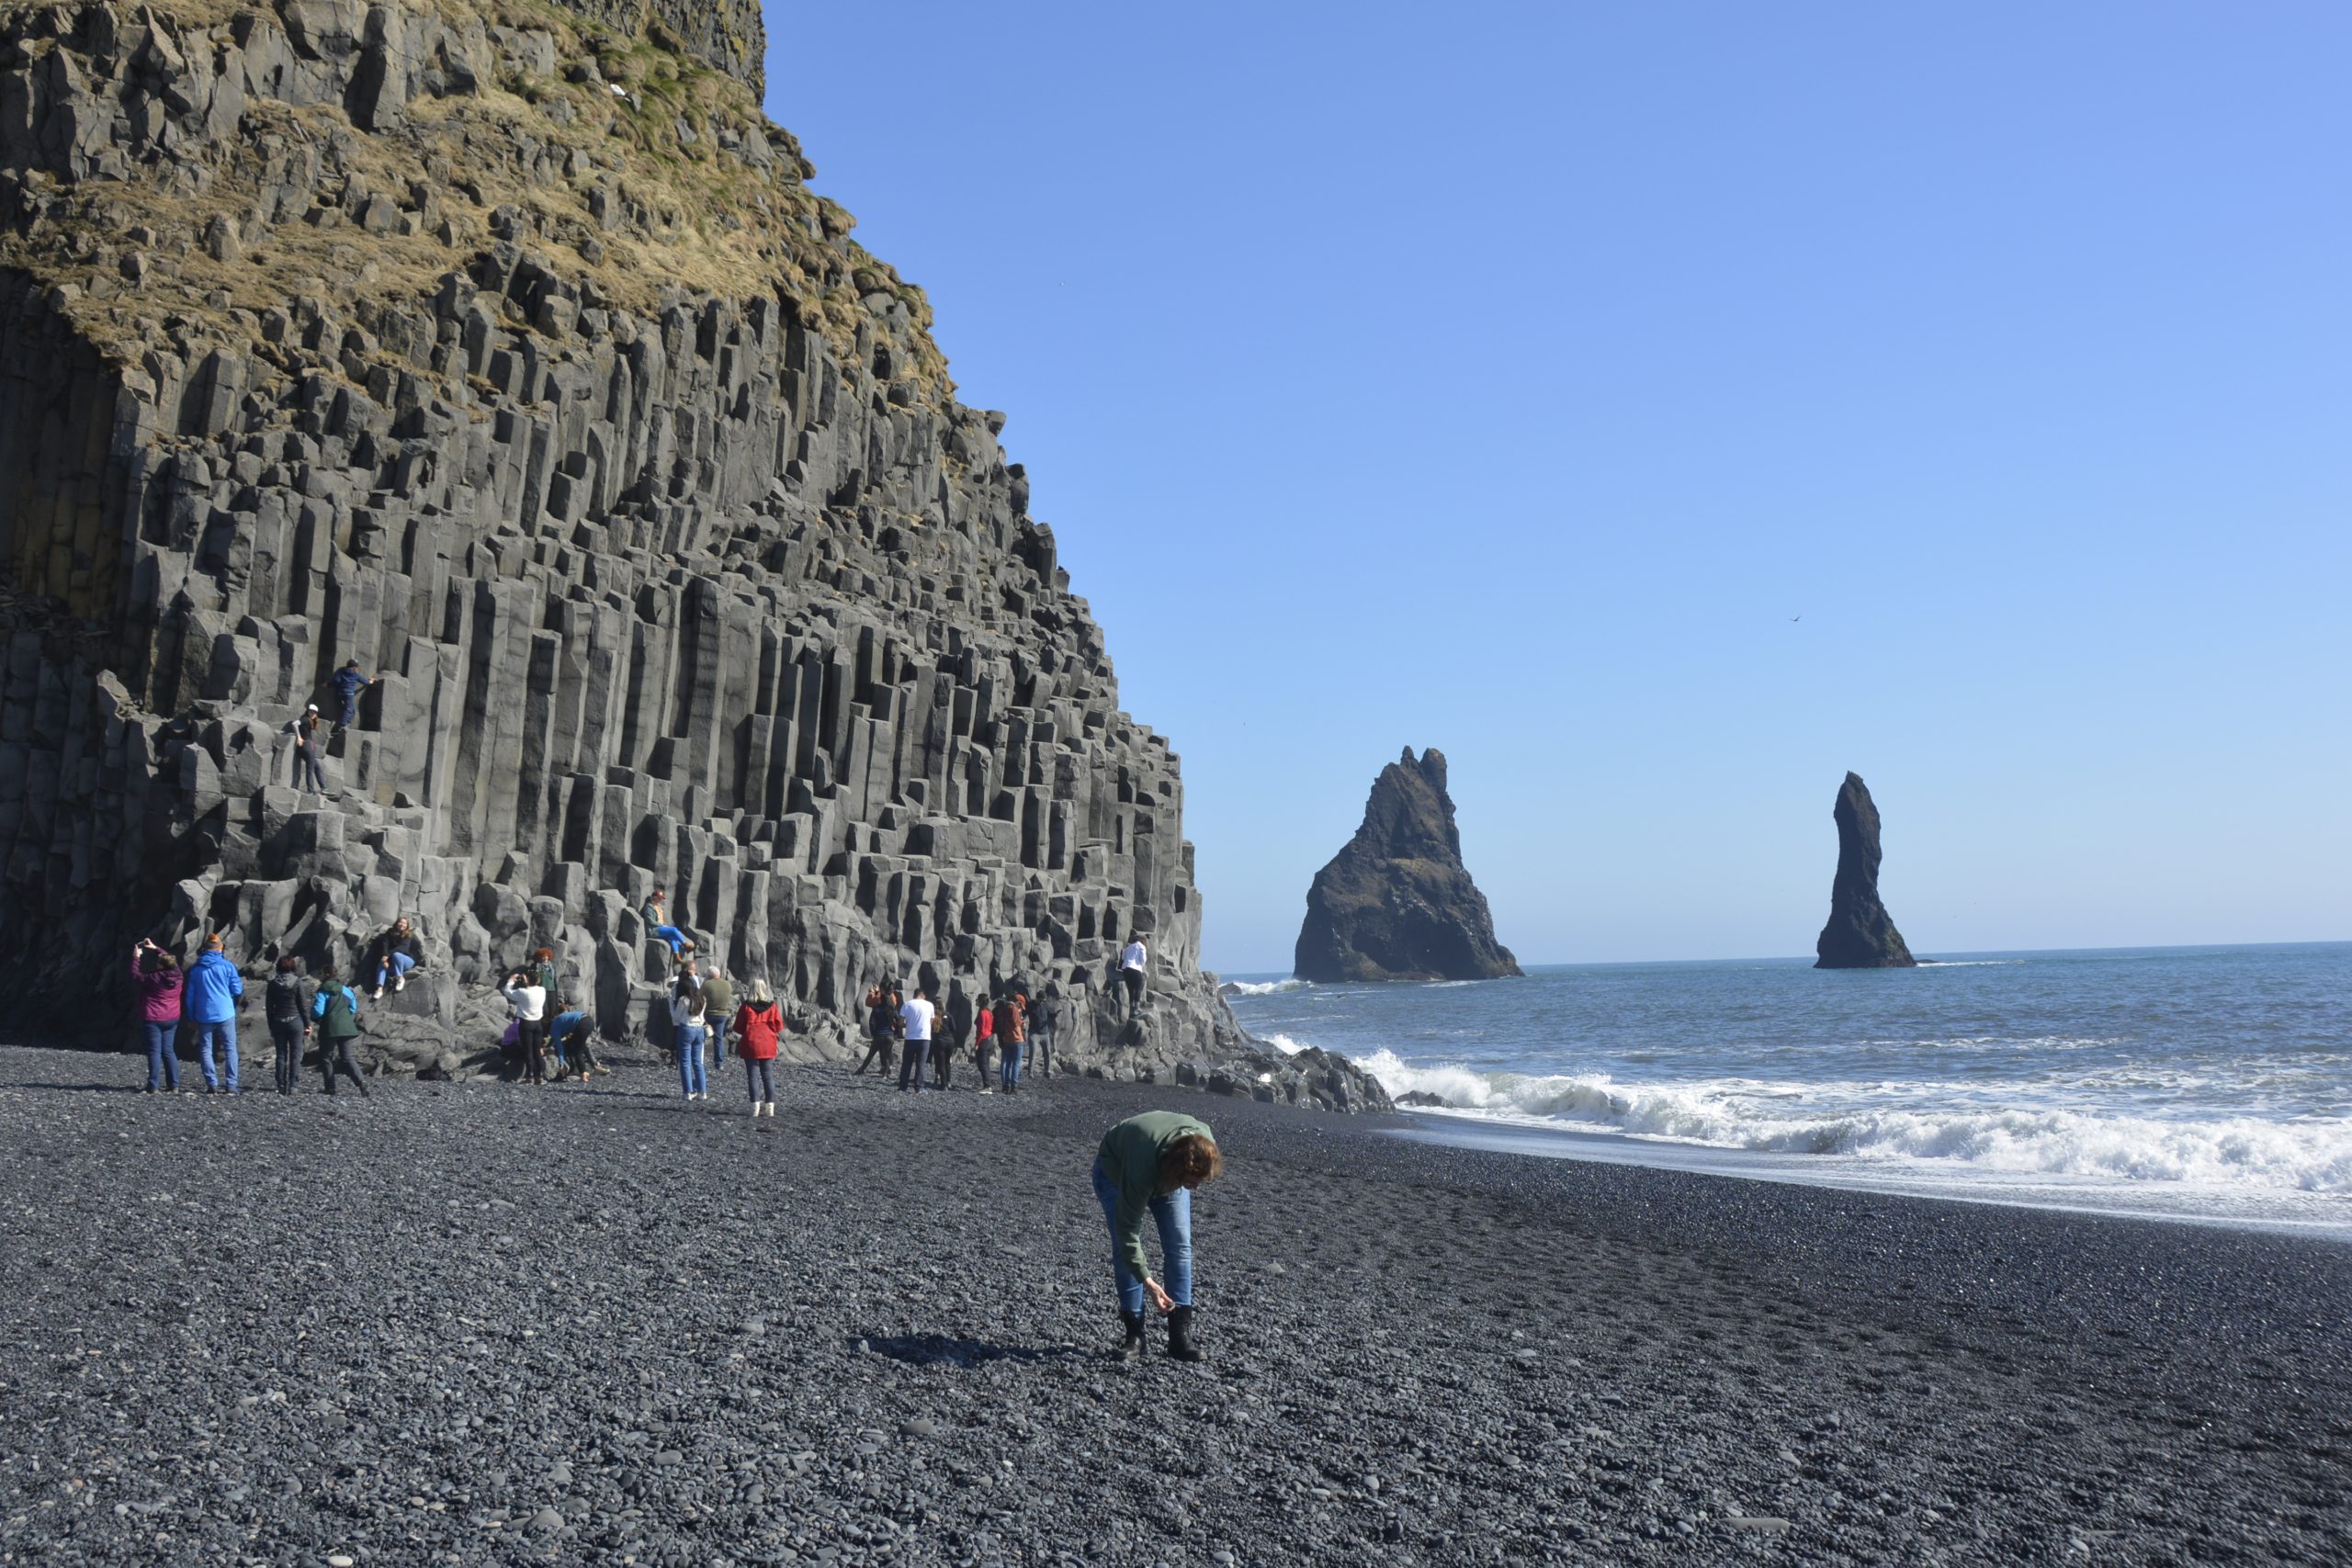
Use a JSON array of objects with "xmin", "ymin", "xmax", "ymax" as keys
[{"xmin": 1, "ymin": 1045, "xmax": 2345, "ymax": 1567}]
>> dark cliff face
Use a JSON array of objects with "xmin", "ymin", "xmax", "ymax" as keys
[
  {"xmin": 1294, "ymin": 748, "xmax": 1521, "ymax": 984},
  {"xmin": 0, "ymin": 0, "xmax": 1357, "ymax": 1091},
  {"xmin": 1814, "ymin": 772, "xmax": 1918, "ymax": 969}
]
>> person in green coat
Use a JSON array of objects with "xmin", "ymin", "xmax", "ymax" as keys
[
  {"xmin": 308, "ymin": 964, "xmax": 370, "ymax": 1097},
  {"xmin": 1092, "ymin": 1111, "xmax": 1222, "ymax": 1362}
]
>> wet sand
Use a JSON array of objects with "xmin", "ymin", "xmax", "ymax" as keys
[{"xmin": 2, "ymin": 1044, "xmax": 2346, "ymax": 1565}]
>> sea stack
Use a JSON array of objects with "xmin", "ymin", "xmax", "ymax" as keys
[
  {"xmin": 1295, "ymin": 748, "xmax": 1521, "ymax": 983},
  {"xmin": 1814, "ymin": 773, "xmax": 1918, "ymax": 969}
]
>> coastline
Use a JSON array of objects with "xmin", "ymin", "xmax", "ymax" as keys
[{"xmin": 3, "ymin": 1043, "xmax": 2346, "ymax": 1565}]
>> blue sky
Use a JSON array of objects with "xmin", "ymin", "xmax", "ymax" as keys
[{"xmin": 761, "ymin": 3, "xmax": 2351, "ymax": 971}]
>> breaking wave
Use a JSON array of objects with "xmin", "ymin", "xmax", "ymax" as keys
[
  {"xmin": 1357, "ymin": 1050, "xmax": 2352, "ymax": 1194},
  {"xmin": 1221, "ymin": 977, "xmax": 1314, "ymax": 998}
]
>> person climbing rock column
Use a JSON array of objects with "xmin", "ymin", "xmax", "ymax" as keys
[
  {"xmin": 734, "ymin": 979, "xmax": 785, "ymax": 1117},
  {"xmin": 1119, "ymin": 937, "xmax": 1149, "ymax": 1019},
  {"xmin": 184, "ymin": 933, "xmax": 244, "ymax": 1096},
  {"xmin": 310, "ymin": 965, "xmax": 369, "ymax": 1096},
  {"xmin": 288, "ymin": 705, "xmax": 327, "ymax": 794},
  {"xmin": 330, "ymin": 658, "xmax": 379, "ymax": 731},
  {"xmin": 265, "ymin": 956, "xmax": 310, "ymax": 1095},
  {"xmin": 1092, "ymin": 1111, "xmax": 1220, "ymax": 1362},
  {"xmin": 130, "ymin": 940, "xmax": 182, "ymax": 1093}
]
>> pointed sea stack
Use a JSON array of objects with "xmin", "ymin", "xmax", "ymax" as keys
[
  {"xmin": 1295, "ymin": 749, "xmax": 1521, "ymax": 983},
  {"xmin": 1814, "ymin": 773, "xmax": 1918, "ymax": 969}
]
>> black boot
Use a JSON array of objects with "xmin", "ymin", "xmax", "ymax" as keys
[
  {"xmin": 1113, "ymin": 1313, "xmax": 1146, "ymax": 1361},
  {"xmin": 1167, "ymin": 1306, "xmax": 1204, "ymax": 1363}
]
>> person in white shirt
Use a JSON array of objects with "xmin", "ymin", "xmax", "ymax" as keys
[
  {"xmin": 897, "ymin": 986, "xmax": 937, "ymax": 1092},
  {"xmin": 1119, "ymin": 939, "xmax": 1148, "ymax": 1019},
  {"xmin": 501, "ymin": 969, "xmax": 549, "ymax": 1085}
]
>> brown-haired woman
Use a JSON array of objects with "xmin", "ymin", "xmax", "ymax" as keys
[{"xmin": 1091, "ymin": 1111, "xmax": 1222, "ymax": 1362}]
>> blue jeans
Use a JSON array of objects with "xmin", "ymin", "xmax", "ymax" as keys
[
  {"xmin": 374, "ymin": 951, "xmax": 416, "ymax": 990},
  {"xmin": 653, "ymin": 924, "xmax": 687, "ymax": 955},
  {"xmin": 1091, "ymin": 1158, "xmax": 1192, "ymax": 1316},
  {"xmin": 142, "ymin": 1022, "xmax": 178, "ymax": 1089},
  {"xmin": 193, "ymin": 1019, "xmax": 238, "ymax": 1092},
  {"xmin": 1001, "ymin": 1038, "xmax": 1024, "ymax": 1090},
  {"xmin": 676, "ymin": 1027, "xmax": 707, "ymax": 1097}
]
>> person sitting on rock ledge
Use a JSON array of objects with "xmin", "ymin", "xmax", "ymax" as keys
[
  {"xmin": 367, "ymin": 918, "xmax": 422, "ymax": 999},
  {"xmin": 1093, "ymin": 1111, "xmax": 1220, "ymax": 1363},
  {"xmin": 641, "ymin": 888, "xmax": 693, "ymax": 961}
]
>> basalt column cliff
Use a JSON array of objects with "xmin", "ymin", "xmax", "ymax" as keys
[{"xmin": 0, "ymin": 0, "xmax": 1324, "ymax": 1087}]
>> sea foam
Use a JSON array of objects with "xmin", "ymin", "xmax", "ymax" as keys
[{"xmin": 1357, "ymin": 1050, "xmax": 2352, "ymax": 1194}]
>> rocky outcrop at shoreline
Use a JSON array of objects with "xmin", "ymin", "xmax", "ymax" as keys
[
  {"xmin": 1815, "ymin": 771, "xmax": 1917, "ymax": 968},
  {"xmin": 1294, "ymin": 747, "xmax": 1520, "ymax": 983},
  {"xmin": 0, "ymin": 0, "xmax": 1313, "ymax": 1092}
]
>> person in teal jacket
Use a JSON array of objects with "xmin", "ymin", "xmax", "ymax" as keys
[
  {"xmin": 182, "ymin": 934, "xmax": 245, "ymax": 1095},
  {"xmin": 1092, "ymin": 1111, "xmax": 1222, "ymax": 1362},
  {"xmin": 308, "ymin": 964, "xmax": 369, "ymax": 1097}
]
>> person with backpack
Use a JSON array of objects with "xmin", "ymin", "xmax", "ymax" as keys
[
  {"xmin": 972, "ymin": 994, "xmax": 998, "ymax": 1094},
  {"xmin": 184, "ymin": 932, "xmax": 244, "ymax": 1096},
  {"xmin": 1000, "ymin": 991, "xmax": 1030, "ymax": 1094},
  {"xmin": 733, "ymin": 979, "xmax": 786, "ymax": 1117},
  {"xmin": 130, "ymin": 940, "xmax": 183, "ymax": 1093},
  {"xmin": 671, "ymin": 963, "xmax": 709, "ymax": 1100},
  {"xmin": 502, "ymin": 966, "xmax": 549, "ymax": 1086},
  {"xmin": 854, "ymin": 980, "xmax": 896, "ymax": 1077},
  {"xmin": 1094, "ymin": 1111, "xmax": 1221, "ymax": 1363},
  {"xmin": 265, "ymin": 956, "xmax": 311, "ymax": 1095},
  {"xmin": 310, "ymin": 964, "xmax": 369, "ymax": 1096},
  {"xmin": 1029, "ymin": 987, "xmax": 1060, "ymax": 1079},
  {"xmin": 933, "ymin": 984, "xmax": 972, "ymax": 1089}
]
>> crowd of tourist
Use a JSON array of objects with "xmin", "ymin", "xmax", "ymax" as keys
[{"xmin": 119, "ymin": 921, "xmax": 1211, "ymax": 1360}]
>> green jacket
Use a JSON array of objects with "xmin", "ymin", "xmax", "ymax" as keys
[
  {"xmin": 1097, "ymin": 1111, "xmax": 1214, "ymax": 1284},
  {"xmin": 701, "ymin": 974, "xmax": 734, "ymax": 1018}
]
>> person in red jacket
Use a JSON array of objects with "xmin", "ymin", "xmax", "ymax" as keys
[{"xmin": 733, "ymin": 978, "xmax": 786, "ymax": 1118}]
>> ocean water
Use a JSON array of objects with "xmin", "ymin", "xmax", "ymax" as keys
[{"xmin": 1223, "ymin": 943, "xmax": 2352, "ymax": 1238}]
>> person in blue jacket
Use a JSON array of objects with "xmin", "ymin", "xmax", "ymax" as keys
[
  {"xmin": 330, "ymin": 659, "xmax": 378, "ymax": 730},
  {"xmin": 183, "ymin": 933, "xmax": 245, "ymax": 1095}
]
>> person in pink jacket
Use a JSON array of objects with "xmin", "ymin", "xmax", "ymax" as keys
[{"xmin": 130, "ymin": 938, "xmax": 184, "ymax": 1092}]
